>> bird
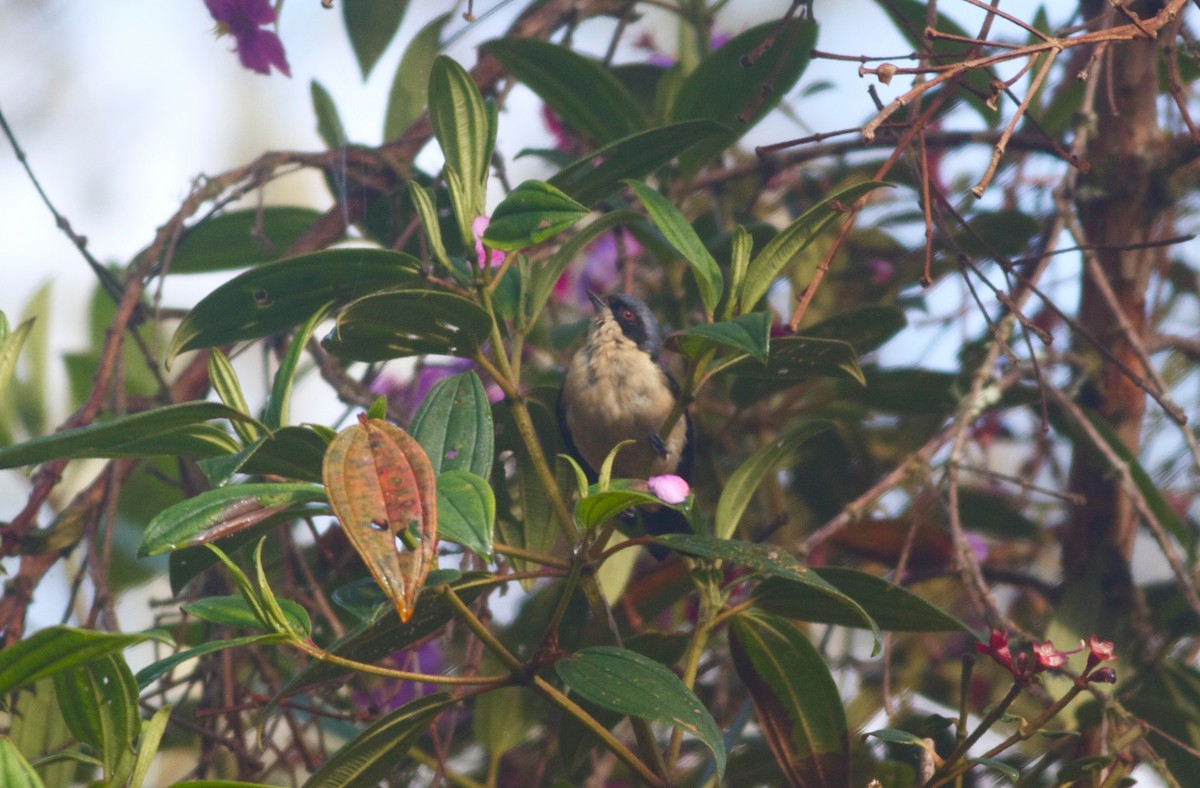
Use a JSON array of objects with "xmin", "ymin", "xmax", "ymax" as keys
[{"xmin": 557, "ymin": 291, "xmax": 694, "ymax": 549}]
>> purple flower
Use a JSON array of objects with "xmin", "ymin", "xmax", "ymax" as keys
[
  {"xmin": 647, "ymin": 474, "xmax": 690, "ymax": 505},
  {"xmin": 204, "ymin": 0, "xmax": 290, "ymax": 77},
  {"xmin": 471, "ymin": 216, "xmax": 505, "ymax": 268},
  {"xmin": 371, "ymin": 359, "xmax": 473, "ymax": 420},
  {"xmin": 636, "ymin": 31, "xmax": 732, "ymax": 68},
  {"xmin": 866, "ymin": 258, "xmax": 895, "ymax": 286},
  {"xmin": 554, "ymin": 231, "xmax": 634, "ymax": 310},
  {"xmin": 352, "ymin": 641, "xmax": 443, "ymax": 712}
]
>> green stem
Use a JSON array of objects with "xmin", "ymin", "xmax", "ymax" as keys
[
  {"xmin": 493, "ymin": 542, "xmax": 572, "ymax": 570},
  {"xmin": 533, "ymin": 676, "xmax": 665, "ymax": 787},
  {"xmin": 441, "ymin": 584, "xmax": 664, "ymax": 786},
  {"xmin": 667, "ymin": 565, "xmax": 724, "ymax": 767},
  {"xmin": 543, "ymin": 557, "xmax": 586, "ymax": 640},
  {"xmin": 440, "ymin": 584, "xmax": 525, "ymax": 673},
  {"xmin": 954, "ymin": 656, "xmax": 974, "ymax": 788},
  {"xmin": 927, "ymin": 680, "xmax": 1024, "ymax": 786},
  {"xmin": 291, "ymin": 638, "xmax": 508, "ymax": 686},
  {"xmin": 931, "ymin": 679, "xmax": 1088, "ymax": 787}
]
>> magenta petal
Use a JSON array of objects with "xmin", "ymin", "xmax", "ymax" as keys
[
  {"xmin": 239, "ymin": 0, "xmax": 278, "ymax": 25},
  {"xmin": 647, "ymin": 474, "xmax": 690, "ymax": 505},
  {"xmin": 235, "ymin": 27, "xmax": 290, "ymax": 77},
  {"xmin": 204, "ymin": 0, "xmax": 238, "ymax": 21}
]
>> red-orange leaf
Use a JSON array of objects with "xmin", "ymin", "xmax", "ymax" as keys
[{"xmin": 323, "ymin": 415, "xmax": 438, "ymax": 622}]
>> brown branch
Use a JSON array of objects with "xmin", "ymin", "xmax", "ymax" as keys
[{"xmin": 860, "ymin": 0, "xmax": 1189, "ymax": 141}]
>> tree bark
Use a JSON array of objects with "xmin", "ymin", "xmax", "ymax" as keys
[{"xmin": 1064, "ymin": 1, "xmax": 1167, "ymax": 629}]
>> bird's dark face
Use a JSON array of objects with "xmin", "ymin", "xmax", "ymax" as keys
[{"xmin": 587, "ymin": 291, "xmax": 662, "ymax": 356}]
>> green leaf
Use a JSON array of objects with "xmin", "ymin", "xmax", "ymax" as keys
[
  {"xmin": 482, "ymin": 180, "xmax": 588, "ymax": 251},
  {"xmin": 481, "ymin": 38, "xmax": 645, "ymax": 144},
  {"xmin": 864, "ymin": 728, "xmax": 935, "ymax": 749},
  {"xmin": 799, "ymin": 305, "xmax": 907, "ymax": 354},
  {"xmin": 170, "ymin": 782, "xmax": 277, "ymax": 788},
  {"xmin": 715, "ymin": 422, "xmax": 831, "ymax": 539},
  {"xmin": 436, "ymin": 470, "xmax": 495, "ymax": 560},
  {"xmin": 730, "ymin": 612, "xmax": 849, "ymax": 788},
  {"xmin": 183, "ymin": 595, "xmax": 311, "ymax": 635},
  {"xmin": 14, "ymin": 284, "xmax": 50, "ymax": 437},
  {"xmin": 207, "ymin": 349, "xmax": 258, "ymax": 443},
  {"xmin": 8, "ymin": 680, "xmax": 72, "ymax": 788},
  {"xmin": 0, "ymin": 737, "xmax": 44, "ymax": 788},
  {"xmin": 139, "ymin": 483, "xmax": 327, "ymax": 557},
  {"xmin": 202, "ymin": 542, "xmax": 270, "ymax": 630},
  {"xmin": 954, "ymin": 209, "xmax": 1040, "ymax": 260},
  {"xmin": 322, "ymin": 290, "xmax": 492, "ymax": 361},
  {"xmin": 408, "ymin": 182, "xmax": 451, "ymax": 270},
  {"xmin": 969, "ymin": 756, "xmax": 1020, "ymax": 782},
  {"xmin": 441, "ymin": 163, "xmax": 476, "ymax": 251},
  {"xmin": 130, "ymin": 705, "xmax": 171, "ymax": 788},
  {"xmin": 667, "ymin": 312, "xmax": 771, "ymax": 366},
  {"xmin": 167, "ymin": 207, "xmax": 327, "ymax": 274},
  {"xmin": 311, "ymin": 80, "xmax": 349, "ymax": 149},
  {"xmin": 1077, "ymin": 406, "xmax": 1190, "ymax": 547},
  {"xmin": 330, "ymin": 570, "xmax": 462, "ymax": 622},
  {"xmin": 753, "ymin": 569, "xmax": 970, "ymax": 632},
  {"xmin": 726, "ymin": 337, "xmax": 866, "ymax": 401},
  {"xmin": 672, "ymin": 20, "xmax": 818, "ymax": 171},
  {"xmin": 135, "ymin": 634, "xmax": 288, "ymax": 689},
  {"xmin": 556, "ymin": 646, "xmax": 725, "ymax": 778},
  {"xmin": 343, "ymin": 0, "xmax": 409, "ymax": 78},
  {"xmin": 651, "ymin": 534, "xmax": 881, "ymax": 651},
  {"xmin": 576, "ymin": 485, "xmax": 681, "ymax": 531},
  {"xmin": 547, "ymin": 119, "xmax": 728, "ymax": 206},
  {"xmin": 740, "ymin": 181, "xmax": 892, "ymax": 310},
  {"xmin": 0, "ymin": 317, "xmax": 34, "ymax": 398},
  {"xmin": 473, "ymin": 687, "xmax": 540, "ymax": 756},
  {"xmin": 0, "ymin": 627, "xmax": 170, "ymax": 696},
  {"xmin": 409, "ymin": 371, "xmax": 495, "ymax": 477},
  {"xmin": 728, "ymin": 226, "xmax": 753, "ymax": 312},
  {"xmin": 626, "ymin": 180, "xmax": 723, "ymax": 317},
  {"xmin": 280, "ymin": 573, "xmax": 489, "ymax": 695},
  {"xmin": 428, "ymin": 55, "xmax": 492, "ymax": 214},
  {"xmin": 860, "ymin": 367, "xmax": 960, "ymax": 415},
  {"xmin": 238, "ymin": 425, "xmax": 331, "ymax": 483},
  {"xmin": 167, "ymin": 248, "xmax": 423, "ymax": 363},
  {"xmin": 0, "ymin": 402, "xmax": 249, "ymax": 470},
  {"xmin": 52, "ymin": 654, "xmax": 138, "ymax": 786},
  {"xmin": 305, "ymin": 694, "xmax": 454, "ymax": 787},
  {"xmin": 958, "ymin": 488, "xmax": 1040, "ymax": 539},
  {"xmin": 265, "ymin": 305, "xmax": 328, "ymax": 430},
  {"xmin": 384, "ymin": 13, "xmax": 450, "ymax": 141},
  {"xmin": 493, "ymin": 401, "xmax": 566, "ymax": 586}
]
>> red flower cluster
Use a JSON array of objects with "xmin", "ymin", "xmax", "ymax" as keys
[{"xmin": 976, "ymin": 629, "xmax": 1117, "ymax": 685}]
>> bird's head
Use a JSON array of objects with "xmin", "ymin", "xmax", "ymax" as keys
[{"xmin": 587, "ymin": 291, "xmax": 663, "ymax": 356}]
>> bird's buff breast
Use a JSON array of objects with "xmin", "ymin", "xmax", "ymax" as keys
[{"xmin": 564, "ymin": 326, "xmax": 687, "ymax": 478}]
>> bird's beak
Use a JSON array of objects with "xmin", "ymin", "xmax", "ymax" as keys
[{"xmin": 587, "ymin": 290, "xmax": 607, "ymax": 314}]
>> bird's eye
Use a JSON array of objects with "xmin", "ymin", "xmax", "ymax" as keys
[{"xmin": 620, "ymin": 308, "xmax": 635, "ymax": 322}]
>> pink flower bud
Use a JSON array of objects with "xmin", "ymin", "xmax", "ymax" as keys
[
  {"xmin": 471, "ymin": 216, "xmax": 505, "ymax": 268},
  {"xmin": 647, "ymin": 474, "xmax": 690, "ymax": 505}
]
